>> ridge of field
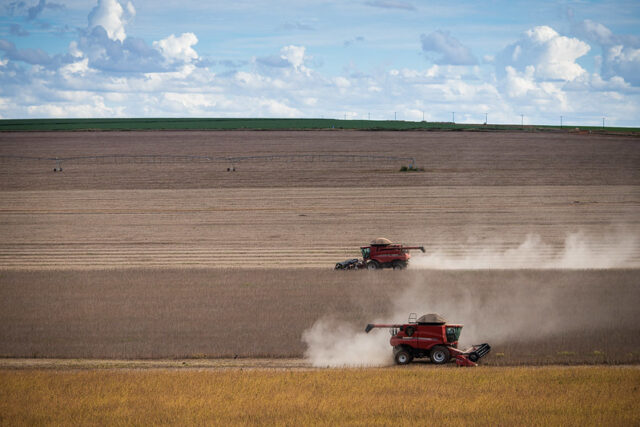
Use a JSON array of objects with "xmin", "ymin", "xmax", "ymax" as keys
[
  {"xmin": 2, "ymin": 117, "xmax": 639, "ymax": 133},
  {"xmin": 1, "ymin": 367, "xmax": 638, "ymax": 425}
]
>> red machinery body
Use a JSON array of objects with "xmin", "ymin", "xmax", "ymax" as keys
[
  {"xmin": 335, "ymin": 238, "xmax": 425, "ymax": 270},
  {"xmin": 365, "ymin": 313, "xmax": 491, "ymax": 366},
  {"xmin": 361, "ymin": 243, "xmax": 425, "ymax": 269}
]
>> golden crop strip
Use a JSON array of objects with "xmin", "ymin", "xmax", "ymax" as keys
[{"xmin": 1, "ymin": 367, "xmax": 638, "ymax": 425}]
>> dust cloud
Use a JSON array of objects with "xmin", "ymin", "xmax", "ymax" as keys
[
  {"xmin": 411, "ymin": 231, "xmax": 639, "ymax": 269},
  {"xmin": 302, "ymin": 317, "xmax": 392, "ymax": 367},
  {"xmin": 388, "ymin": 279, "xmax": 563, "ymax": 348},
  {"xmin": 302, "ymin": 276, "xmax": 630, "ymax": 367},
  {"xmin": 302, "ymin": 231, "xmax": 639, "ymax": 367}
]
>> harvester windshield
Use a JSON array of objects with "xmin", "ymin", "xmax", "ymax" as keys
[
  {"xmin": 361, "ymin": 247, "xmax": 370, "ymax": 259},
  {"xmin": 446, "ymin": 326, "xmax": 462, "ymax": 343}
]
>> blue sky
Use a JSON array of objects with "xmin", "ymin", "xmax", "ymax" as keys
[{"xmin": 1, "ymin": 0, "xmax": 639, "ymax": 126}]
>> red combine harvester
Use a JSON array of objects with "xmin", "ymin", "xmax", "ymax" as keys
[
  {"xmin": 335, "ymin": 238, "xmax": 425, "ymax": 270},
  {"xmin": 365, "ymin": 313, "xmax": 491, "ymax": 366}
]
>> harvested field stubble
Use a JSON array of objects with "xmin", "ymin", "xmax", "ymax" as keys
[
  {"xmin": 1, "ymin": 131, "xmax": 639, "ymax": 190},
  {"xmin": 0, "ymin": 269, "xmax": 638, "ymax": 364},
  {"xmin": 0, "ymin": 186, "xmax": 638, "ymax": 269},
  {"xmin": 0, "ymin": 130, "xmax": 639, "ymax": 367},
  {"xmin": 1, "ymin": 130, "xmax": 638, "ymax": 269},
  {"xmin": 0, "ymin": 367, "xmax": 638, "ymax": 425}
]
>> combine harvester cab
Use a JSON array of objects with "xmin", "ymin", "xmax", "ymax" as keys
[{"xmin": 365, "ymin": 313, "xmax": 491, "ymax": 366}]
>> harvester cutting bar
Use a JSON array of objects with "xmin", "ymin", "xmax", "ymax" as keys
[
  {"xmin": 451, "ymin": 343, "xmax": 492, "ymax": 366},
  {"xmin": 469, "ymin": 343, "xmax": 491, "ymax": 360}
]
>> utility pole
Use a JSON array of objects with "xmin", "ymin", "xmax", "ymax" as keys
[
  {"xmin": 520, "ymin": 114, "xmax": 524, "ymax": 128},
  {"xmin": 560, "ymin": 115, "xmax": 563, "ymax": 128},
  {"xmin": 452, "ymin": 112, "xmax": 455, "ymax": 123},
  {"xmin": 603, "ymin": 117, "xmax": 605, "ymax": 129},
  {"xmin": 422, "ymin": 111, "xmax": 425, "ymax": 122},
  {"xmin": 484, "ymin": 112, "xmax": 487, "ymax": 125},
  {"xmin": 368, "ymin": 112, "xmax": 370, "ymax": 120},
  {"xmin": 394, "ymin": 112, "xmax": 397, "ymax": 121}
]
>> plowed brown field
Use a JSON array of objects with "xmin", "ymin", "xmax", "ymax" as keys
[
  {"xmin": 1, "ymin": 130, "xmax": 638, "ymax": 269},
  {"xmin": 0, "ymin": 130, "xmax": 638, "ymax": 361}
]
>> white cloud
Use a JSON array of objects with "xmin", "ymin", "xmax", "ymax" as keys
[
  {"xmin": 60, "ymin": 58, "xmax": 90, "ymax": 76},
  {"xmin": 75, "ymin": 27, "xmax": 165, "ymax": 73},
  {"xmin": 234, "ymin": 71, "xmax": 287, "ymax": 90},
  {"xmin": 303, "ymin": 97, "xmax": 317, "ymax": 106},
  {"xmin": 1, "ymin": 4, "xmax": 639, "ymax": 126},
  {"xmin": 333, "ymin": 76, "xmax": 351, "ymax": 88},
  {"xmin": 589, "ymin": 74, "xmax": 630, "ymax": 91},
  {"xmin": 235, "ymin": 71, "xmax": 264, "ymax": 88},
  {"xmin": 497, "ymin": 26, "xmax": 590, "ymax": 81},
  {"xmin": 255, "ymin": 45, "xmax": 312, "ymax": 76},
  {"xmin": 26, "ymin": 95, "xmax": 121, "ymax": 117},
  {"xmin": 280, "ymin": 45, "xmax": 309, "ymax": 74},
  {"xmin": 68, "ymin": 41, "xmax": 83, "ymax": 58},
  {"xmin": 573, "ymin": 20, "xmax": 640, "ymax": 86},
  {"xmin": 603, "ymin": 44, "xmax": 640, "ymax": 85},
  {"xmin": 125, "ymin": 1, "xmax": 135, "ymax": 17},
  {"xmin": 142, "ymin": 64, "xmax": 200, "ymax": 89},
  {"xmin": 421, "ymin": 30, "xmax": 477, "ymax": 65},
  {"xmin": 499, "ymin": 65, "xmax": 573, "ymax": 113},
  {"xmin": 153, "ymin": 33, "xmax": 199, "ymax": 63},
  {"xmin": 163, "ymin": 92, "xmax": 216, "ymax": 111},
  {"xmin": 258, "ymin": 98, "xmax": 301, "ymax": 117},
  {"xmin": 503, "ymin": 65, "xmax": 537, "ymax": 98},
  {"xmin": 88, "ymin": 0, "xmax": 135, "ymax": 42}
]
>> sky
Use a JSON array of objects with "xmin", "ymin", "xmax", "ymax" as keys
[{"xmin": 1, "ymin": 0, "xmax": 639, "ymax": 126}]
